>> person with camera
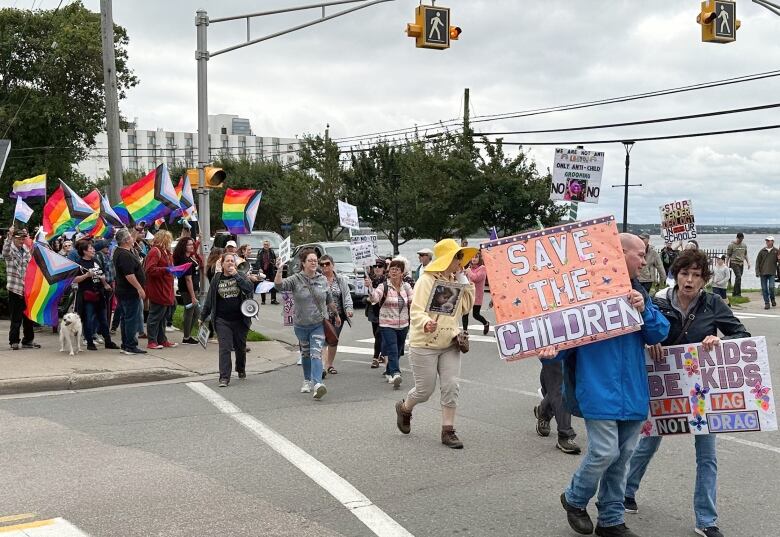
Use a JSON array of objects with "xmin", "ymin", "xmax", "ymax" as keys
[
  {"xmin": 366, "ymin": 258, "xmax": 387, "ymax": 369},
  {"xmin": 200, "ymin": 252, "xmax": 255, "ymax": 387},
  {"xmin": 74, "ymin": 240, "xmax": 119, "ymax": 351}
]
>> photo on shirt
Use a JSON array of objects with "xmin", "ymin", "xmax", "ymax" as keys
[{"xmin": 425, "ymin": 280, "xmax": 466, "ymax": 317}]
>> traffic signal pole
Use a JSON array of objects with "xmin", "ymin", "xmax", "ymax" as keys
[{"xmin": 194, "ymin": 0, "xmax": 396, "ymax": 294}]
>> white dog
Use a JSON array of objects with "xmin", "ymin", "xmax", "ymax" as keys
[{"xmin": 59, "ymin": 312, "xmax": 83, "ymax": 356}]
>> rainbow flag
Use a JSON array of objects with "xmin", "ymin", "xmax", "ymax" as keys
[
  {"xmin": 42, "ymin": 180, "xmax": 95, "ymax": 239},
  {"xmin": 24, "ymin": 243, "xmax": 82, "ymax": 326},
  {"xmin": 11, "ymin": 174, "xmax": 46, "ymax": 199},
  {"xmin": 167, "ymin": 262, "xmax": 193, "ymax": 278},
  {"xmin": 169, "ymin": 176, "xmax": 197, "ymax": 222},
  {"xmin": 113, "ymin": 201, "xmax": 132, "ymax": 226},
  {"xmin": 120, "ymin": 164, "xmax": 179, "ymax": 226},
  {"xmin": 222, "ymin": 188, "xmax": 262, "ymax": 235},
  {"xmin": 76, "ymin": 189, "xmax": 102, "ymax": 234}
]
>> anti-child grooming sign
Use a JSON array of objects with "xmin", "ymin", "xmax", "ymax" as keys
[
  {"xmin": 480, "ymin": 216, "xmax": 642, "ymax": 361},
  {"xmin": 642, "ymin": 337, "xmax": 776, "ymax": 437}
]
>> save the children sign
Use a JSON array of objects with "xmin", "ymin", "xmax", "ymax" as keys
[
  {"xmin": 481, "ymin": 216, "xmax": 642, "ymax": 361},
  {"xmin": 642, "ymin": 336, "xmax": 777, "ymax": 437}
]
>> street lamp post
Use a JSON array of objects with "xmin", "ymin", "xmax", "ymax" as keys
[{"xmin": 611, "ymin": 141, "xmax": 641, "ymax": 233}]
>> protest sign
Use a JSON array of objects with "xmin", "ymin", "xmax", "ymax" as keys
[
  {"xmin": 549, "ymin": 148, "xmax": 605, "ymax": 204},
  {"xmin": 350, "ymin": 234, "xmax": 378, "ymax": 267},
  {"xmin": 278, "ymin": 236, "xmax": 291, "ymax": 266},
  {"xmin": 642, "ymin": 336, "xmax": 776, "ymax": 437},
  {"xmin": 338, "ymin": 200, "xmax": 359, "ymax": 229},
  {"xmin": 282, "ymin": 291, "xmax": 295, "ymax": 327},
  {"xmin": 660, "ymin": 199, "xmax": 697, "ymax": 242},
  {"xmin": 425, "ymin": 280, "xmax": 467, "ymax": 317},
  {"xmin": 481, "ymin": 216, "xmax": 642, "ymax": 361}
]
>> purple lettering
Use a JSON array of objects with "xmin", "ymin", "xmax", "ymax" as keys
[
  {"xmin": 741, "ymin": 340, "xmax": 758, "ymax": 363},
  {"xmin": 664, "ymin": 373, "xmax": 683, "ymax": 396},
  {"xmin": 701, "ymin": 367, "xmax": 719, "ymax": 390}
]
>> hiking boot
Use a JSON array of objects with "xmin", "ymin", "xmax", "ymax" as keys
[
  {"xmin": 556, "ymin": 437, "xmax": 581, "ymax": 455},
  {"xmin": 441, "ymin": 426, "xmax": 464, "ymax": 449},
  {"xmin": 594, "ymin": 523, "xmax": 640, "ymax": 537},
  {"xmin": 695, "ymin": 527, "xmax": 724, "ymax": 537},
  {"xmin": 561, "ymin": 492, "xmax": 594, "ymax": 535},
  {"xmin": 395, "ymin": 400, "xmax": 412, "ymax": 434},
  {"xmin": 534, "ymin": 405, "xmax": 551, "ymax": 437},
  {"xmin": 623, "ymin": 497, "xmax": 638, "ymax": 514}
]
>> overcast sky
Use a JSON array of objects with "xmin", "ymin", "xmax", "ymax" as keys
[{"xmin": 11, "ymin": 0, "xmax": 780, "ymax": 225}]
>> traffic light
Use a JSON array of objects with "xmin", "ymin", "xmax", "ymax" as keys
[
  {"xmin": 186, "ymin": 166, "xmax": 226, "ymax": 189},
  {"xmin": 406, "ymin": 4, "xmax": 458, "ymax": 49},
  {"xmin": 697, "ymin": 0, "xmax": 740, "ymax": 43}
]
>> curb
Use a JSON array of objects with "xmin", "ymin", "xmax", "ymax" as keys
[{"xmin": 0, "ymin": 368, "xmax": 195, "ymax": 396}]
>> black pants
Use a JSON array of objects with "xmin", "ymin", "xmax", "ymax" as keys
[
  {"xmin": 9, "ymin": 291, "xmax": 34, "ymax": 346},
  {"xmin": 730, "ymin": 262, "xmax": 744, "ymax": 296},
  {"xmin": 215, "ymin": 317, "xmax": 249, "ymax": 381},
  {"xmin": 371, "ymin": 321, "xmax": 381, "ymax": 359},
  {"xmin": 260, "ymin": 289, "xmax": 277, "ymax": 304},
  {"xmin": 462, "ymin": 305, "xmax": 489, "ymax": 331},
  {"xmin": 538, "ymin": 360, "xmax": 575, "ymax": 439}
]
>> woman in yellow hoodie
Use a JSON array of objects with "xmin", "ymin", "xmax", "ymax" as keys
[{"xmin": 394, "ymin": 239, "xmax": 476, "ymax": 449}]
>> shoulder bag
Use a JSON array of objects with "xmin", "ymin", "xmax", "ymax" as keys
[{"xmin": 303, "ymin": 275, "xmax": 339, "ymax": 346}]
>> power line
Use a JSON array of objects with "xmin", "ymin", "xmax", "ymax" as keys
[
  {"xmin": 331, "ymin": 69, "xmax": 780, "ymax": 145},
  {"xmin": 483, "ymin": 123, "xmax": 780, "ymax": 146},
  {"xmin": 474, "ymin": 102, "xmax": 780, "ymax": 135}
]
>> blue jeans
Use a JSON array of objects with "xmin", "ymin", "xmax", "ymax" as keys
[
  {"xmin": 119, "ymin": 296, "xmax": 143, "ymax": 350},
  {"xmin": 626, "ymin": 434, "xmax": 717, "ymax": 528},
  {"xmin": 565, "ymin": 419, "xmax": 643, "ymax": 527},
  {"xmin": 760, "ymin": 274, "xmax": 775, "ymax": 305},
  {"xmin": 294, "ymin": 323, "xmax": 325, "ymax": 383},
  {"xmin": 83, "ymin": 301, "xmax": 110, "ymax": 344},
  {"xmin": 380, "ymin": 326, "xmax": 408, "ymax": 376}
]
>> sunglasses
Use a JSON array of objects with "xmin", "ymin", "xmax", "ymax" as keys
[
  {"xmin": 455, "ymin": 251, "xmax": 464, "ymax": 260},
  {"xmin": 319, "ymin": 261, "xmax": 332, "ymax": 267},
  {"xmin": 375, "ymin": 264, "xmax": 385, "ymax": 269}
]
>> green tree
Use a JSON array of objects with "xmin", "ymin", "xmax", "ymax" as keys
[
  {"xmin": 0, "ymin": 1, "xmax": 137, "ymax": 225},
  {"xmin": 296, "ymin": 135, "xmax": 346, "ymax": 241}
]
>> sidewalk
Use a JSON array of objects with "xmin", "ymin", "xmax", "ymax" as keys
[{"xmin": 0, "ymin": 319, "xmax": 299, "ymax": 396}]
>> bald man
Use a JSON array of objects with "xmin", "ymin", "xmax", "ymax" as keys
[{"xmin": 541, "ymin": 233, "xmax": 670, "ymax": 537}]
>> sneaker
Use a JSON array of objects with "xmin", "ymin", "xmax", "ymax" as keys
[
  {"xmin": 218, "ymin": 378, "xmax": 229, "ymax": 387},
  {"xmin": 695, "ymin": 528, "xmax": 724, "ymax": 537},
  {"xmin": 138, "ymin": 332, "xmax": 147, "ymax": 339},
  {"xmin": 395, "ymin": 400, "xmax": 412, "ymax": 434},
  {"xmin": 300, "ymin": 380, "xmax": 312, "ymax": 393},
  {"xmin": 238, "ymin": 371, "xmax": 247, "ymax": 379},
  {"xmin": 122, "ymin": 347, "xmax": 148, "ymax": 355},
  {"xmin": 765, "ymin": 303, "xmax": 770, "ymax": 310},
  {"xmin": 623, "ymin": 497, "xmax": 638, "ymax": 514},
  {"xmin": 483, "ymin": 322, "xmax": 490, "ymax": 335},
  {"xmin": 534, "ymin": 405, "xmax": 551, "ymax": 437},
  {"xmin": 312, "ymin": 382, "xmax": 327, "ymax": 400},
  {"xmin": 561, "ymin": 492, "xmax": 594, "ymax": 535},
  {"xmin": 105, "ymin": 341, "xmax": 120, "ymax": 350},
  {"xmin": 22, "ymin": 342, "xmax": 41, "ymax": 349},
  {"xmin": 95, "ymin": 335, "xmax": 104, "ymax": 344},
  {"xmin": 165, "ymin": 326, "xmax": 176, "ymax": 332},
  {"xmin": 182, "ymin": 337, "xmax": 198, "ymax": 345},
  {"xmin": 10, "ymin": 343, "xmax": 20, "ymax": 350},
  {"xmin": 297, "ymin": 356, "xmax": 303, "ymax": 365},
  {"xmin": 557, "ymin": 437, "xmax": 582, "ymax": 455},
  {"xmin": 385, "ymin": 374, "xmax": 393, "ymax": 383},
  {"xmin": 86, "ymin": 342, "xmax": 98, "ymax": 351},
  {"xmin": 392, "ymin": 374, "xmax": 402, "ymax": 388},
  {"xmin": 161, "ymin": 341, "xmax": 178, "ymax": 348},
  {"xmin": 594, "ymin": 523, "xmax": 640, "ymax": 537},
  {"xmin": 110, "ymin": 328, "xmax": 117, "ymax": 335},
  {"xmin": 270, "ymin": 300, "xmax": 279, "ymax": 305},
  {"xmin": 441, "ymin": 426, "xmax": 464, "ymax": 449},
  {"xmin": 146, "ymin": 342, "xmax": 163, "ymax": 350}
]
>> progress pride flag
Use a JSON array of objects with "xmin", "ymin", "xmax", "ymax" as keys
[{"xmin": 481, "ymin": 216, "xmax": 642, "ymax": 361}]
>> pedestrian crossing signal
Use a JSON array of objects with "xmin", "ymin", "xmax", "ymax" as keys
[
  {"xmin": 406, "ymin": 5, "xmax": 457, "ymax": 49},
  {"xmin": 697, "ymin": 0, "xmax": 740, "ymax": 43}
]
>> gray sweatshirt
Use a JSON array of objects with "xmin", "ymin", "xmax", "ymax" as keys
[
  {"xmin": 275, "ymin": 272, "xmax": 334, "ymax": 327},
  {"xmin": 712, "ymin": 265, "xmax": 730, "ymax": 289}
]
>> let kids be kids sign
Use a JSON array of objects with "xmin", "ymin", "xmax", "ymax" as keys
[
  {"xmin": 481, "ymin": 216, "xmax": 643, "ymax": 361},
  {"xmin": 642, "ymin": 337, "xmax": 777, "ymax": 437}
]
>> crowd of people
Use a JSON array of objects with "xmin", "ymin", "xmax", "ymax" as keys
[{"xmin": 2, "ymin": 223, "xmax": 771, "ymax": 537}]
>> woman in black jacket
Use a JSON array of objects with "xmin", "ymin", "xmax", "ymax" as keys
[
  {"xmin": 624, "ymin": 249, "xmax": 750, "ymax": 537},
  {"xmin": 200, "ymin": 252, "xmax": 255, "ymax": 387}
]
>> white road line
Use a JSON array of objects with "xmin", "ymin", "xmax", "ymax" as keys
[
  {"xmin": 1, "ymin": 518, "xmax": 92, "ymax": 536},
  {"xmin": 734, "ymin": 312, "xmax": 780, "ymax": 318},
  {"xmin": 187, "ymin": 382, "xmax": 415, "ymax": 537},
  {"xmin": 337, "ymin": 345, "xmax": 375, "ymax": 355},
  {"xmin": 469, "ymin": 324, "xmax": 494, "ymax": 333},
  {"xmin": 719, "ymin": 435, "xmax": 780, "ymax": 454},
  {"xmin": 355, "ymin": 338, "xmax": 376, "ymax": 343}
]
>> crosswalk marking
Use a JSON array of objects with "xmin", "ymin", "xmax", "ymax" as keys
[
  {"xmin": 0, "ymin": 515, "xmax": 35, "ymax": 525},
  {"xmin": 0, "ymin": 517, "xmax": 90, "ymax": 536}
]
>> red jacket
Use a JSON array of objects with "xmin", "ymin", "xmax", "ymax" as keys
[{"xmin": 143, "ymin": 246, "xmax": 175, "ymax": 305}]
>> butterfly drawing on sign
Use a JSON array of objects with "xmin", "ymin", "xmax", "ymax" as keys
[
  {"xmin": 683, "ymin": 357, "xmax": 699, "ymax": 377},
  {"xmin": 602, "ymin": 276, "xmax": 612, "ymax": 284},
  {"xmin": 513, "ymin": 298, "xmax": 521, "ymax": 307},
  {"xmin": 689, "ymin": 415, "xmax": 707, "ymax": 432},
  {"xmin": 751, "ymin": 382, "xmax": 771, "ymax": 401}
]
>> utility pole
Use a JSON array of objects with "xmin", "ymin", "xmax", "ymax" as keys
[
  {"xmin": 463, "ymin": 87, "xmax": 470, "ymax": 133},
  {"xmin": 100, "ymin": 0, "xmax": 123, "ymax": 205}
]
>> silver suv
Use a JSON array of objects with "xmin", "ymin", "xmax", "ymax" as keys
[{"xmin": 287, "ymin": 241, "xmax": 369, "ymax": 303}]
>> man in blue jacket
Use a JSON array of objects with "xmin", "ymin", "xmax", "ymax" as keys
[{"xmin": 541, "ymin": 233, "xmax": 670, "ymax": 537}]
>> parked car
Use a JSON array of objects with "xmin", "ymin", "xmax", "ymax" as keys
[{"xmin": 287, "ymin": 241, "xmax": 368, "ymax": 305}]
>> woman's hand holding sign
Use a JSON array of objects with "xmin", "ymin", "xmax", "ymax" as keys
[{"xmin": 701, "ymin": 335, "xmax": 721, "ymax": 351}]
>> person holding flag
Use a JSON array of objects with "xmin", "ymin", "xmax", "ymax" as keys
[
  {"xmin": 14, "ymin": 197, "xmax": 34, "ymax": 225},
  {"xmin": 2, "ymin": 226, "xmax": 39, "ymax": 350}
]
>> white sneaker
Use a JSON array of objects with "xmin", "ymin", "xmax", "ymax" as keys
[
  {"xmin": 392, "ymin": 374, "xmax": 402, "ymax": 388},
  {"xmin": 385, "ymin": 374, "xmax": 393, "ymax": 383},
  {"xmin": 297, "ymin": 356, "xmax": 302, "ymax": 365},
  {"xmin": 165, "ymin": 326, "xmax": 176, "ymax": 332},
  {"xmin": 300, "ymin": 380, "xmax": 312, "ymax": 393},
  {"xmin": 313, "ymin": 382, "xmax": 327, "ymax": 400},
  {"xmin": 95, "ymin": 335, "xmax": 104, "ymax": 344}
]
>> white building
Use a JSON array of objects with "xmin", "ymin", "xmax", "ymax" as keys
[{"xmin": 77, "ymin": 114, "xmax": 300, "ymax": 180}]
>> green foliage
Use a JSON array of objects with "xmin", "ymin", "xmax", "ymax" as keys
[
  {"xmin": 0, "ymin": 1, "xmax": 138, "ymax": 227},
  {"xmin": 296, "ymin": 135, "xmax": 346, "ymax": 241}
]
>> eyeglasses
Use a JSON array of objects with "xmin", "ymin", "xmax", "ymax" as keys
[
  {"xmin": 375, "ymin": 264, "xmax": 385, "ymax": 269},
  {"xmin": 455, "ymin": 251, "xmax": 464, "ymax": 260},
  {"xmin": 319, "ymin": 261, "xmax": 331, "ymax": 267}
]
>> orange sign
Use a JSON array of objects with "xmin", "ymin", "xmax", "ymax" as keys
[{"xmin": 481, "ymin": 216, "xmax": 642, "ymax": 361}]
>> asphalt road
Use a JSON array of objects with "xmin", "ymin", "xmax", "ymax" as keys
[{"xmin": 1, "ymin": 303, "xmax": 778, "ymax": 537}]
